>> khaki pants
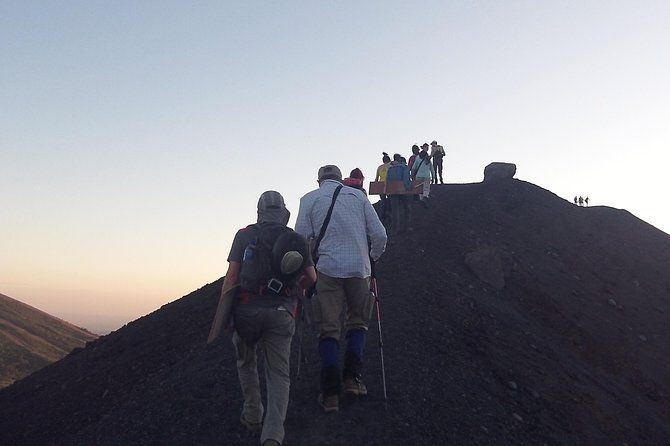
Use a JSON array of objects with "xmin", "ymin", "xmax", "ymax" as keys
[
  {"xmin": 316, "ymin": 272, "xmax": 371, "ymax": 340},
  {"xmin": 232, "ymin": 304, "xmax": 295, "ymax": 445},
  {"xmin": 416, "ymin": 176, "xmax": 431, "ymax": 199}
]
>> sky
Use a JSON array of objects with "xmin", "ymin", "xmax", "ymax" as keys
[{"xmin": 1, "ymin": 1, "xmax": 669, "ymax": 334}]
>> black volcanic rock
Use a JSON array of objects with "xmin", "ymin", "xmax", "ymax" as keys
[
  {"xmin": 484, "ymin": 162, "xmax": 517, "ymax": 181},
  {"xmin": 1, "ymin": 179, "xmax": 669, "ymax": 445}
]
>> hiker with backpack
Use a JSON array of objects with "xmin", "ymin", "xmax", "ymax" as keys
[
  {"xmin": 386, "ymin": 154, "xmax": 412, "ymax": 234},
  {"xmin": 295, "ymin": 165, "xmax": 387, "ymax": 413},
  {"xmin": 430, "ymin": 140, "xmax": 445, "ymax": 184},
  {"xmin": 411, "ymin": 150, "xmax": 434, "ymax": 207},
  {"xmin": 375, "ymin": 153, "xmax": 392, "ymax": 221},
  {"xmin": 207, "ymin": 191, "xmax": 317, "ymax": 446}
]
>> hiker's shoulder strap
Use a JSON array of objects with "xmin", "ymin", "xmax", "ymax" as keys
[{"xmin": 313, "ymin": 184, "xmax": 343, "ymax": 256}]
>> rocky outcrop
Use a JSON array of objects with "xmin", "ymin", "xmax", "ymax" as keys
[{"xmin": 484, "ymin": 162, "xmax": 516, "ymax": 182}]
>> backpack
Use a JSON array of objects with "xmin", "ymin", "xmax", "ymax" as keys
[{"xmin": 239, "ymin": 222, "xmax": 307, "ymax": 295}]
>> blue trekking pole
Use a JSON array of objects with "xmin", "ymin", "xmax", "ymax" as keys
[{"xmin": 370, "ymin": 260, "xmax": 388, "ymax": 407}]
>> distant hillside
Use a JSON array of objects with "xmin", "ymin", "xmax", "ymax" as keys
[
  {"xmin": 0, "ymin": 179, "xmax": 668, "ymax": 445},
  {"xmin": 0, "ymin": 293, "xmax": 98, "ymax": 388}
]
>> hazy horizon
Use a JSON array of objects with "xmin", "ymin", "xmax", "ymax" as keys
[{"xmin": 2, "ymin": 1, "xmax": 669, "ymax": 330}]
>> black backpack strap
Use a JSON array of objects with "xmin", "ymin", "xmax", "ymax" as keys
[{"xmin": 312, "ymin": 184, "xmax": 343, "ymax": 260}]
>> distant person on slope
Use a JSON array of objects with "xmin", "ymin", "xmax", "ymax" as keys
[
  {"xmin": 375, "ymin": 153, "xmax": 392, "ymax": 220},
  {"xmin": 343, "ymin": 168, "xmax": 366, "ymax": 194},
  {"xmin": 411, "ymin": 151, "xmax": 433, "ymax": 207},
  {"xmin": 375, "ymin": 152, "xmax": 392, "ymax": 182},
  {"xmin": 430, "ymin": 140, "xmax": 446, "ymax": 184},
  {"xmin": 420, "ymin": 143, "xmax": 430, "ymax": 158},
  {"xmin": 207, "ymin": 191, "xmax": 317, "ymax": 446},
  {"xmin": 585, "ymin": 197, "xmax": 589, "ymax": 207},
  {"xmin": 574, "ymin": 196, "xmax": 578, "ymax": 205},
  {"xmin": 408, "ymin": 145, "xmax": 420, "ymax": 170},
  {"xmin": 578, "ymin": 196, "xmax": 584, "ymax": 206},
  {"xmin": 386, "ymin": 154, "xmax": 412, "ymax": 234},
  {"xmin": 295, "ymin": 165, "xmax": 387, "ymax": 413}
]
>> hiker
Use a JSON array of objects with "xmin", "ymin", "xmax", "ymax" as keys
[
  {"xmin": 578, "ymin": 196, "xmax": 584, "ymax": 206},
  {"xmin": 375, "ymin": 152, "xmax": 392, "ymax": 182},
  {"xmin": 343, "ymin": 168, "xmax": 366, "ymax": 194},
  {"xmin": 408, "ymin": 144, "xmax": 420, "ymax": 170},
  {"xmin": 574, "ymin": 196, "xmax": 578, "ymax": 205},
  {"xmin": 386, "ymin": 154, "xmax": 412, "ymax": 234},
  {"xmin": 211, "ymin": 191, "xmax": 317, "ymax": 446},
  {"xmin": 295, "ymin": 165, "xmax": 387, "ymax": 413},
  {"xmin": 411, "ymin": 150, "xmax": 433, "ymax": 207},
  {"xmin": 420, "ymin": 143, "xmax": 430, "ymax": 158},
  {"xmin": 585, "ymin": 197, "xmax": 589, "ymax": 206},
  {"xmin": 375, "ymin": 153, "xmax": 392, "ymax": 220},
  {"xmin": 430, "ymin": 140, "xmax": 445, "ymax": 184}
]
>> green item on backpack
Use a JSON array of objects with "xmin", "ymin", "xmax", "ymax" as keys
[{"xmin": 240, "ymin": 222, "xmax": 308, "ymax": 295}]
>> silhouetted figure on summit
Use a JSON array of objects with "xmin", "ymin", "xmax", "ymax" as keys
[
  {"xmin": 375, "ymin": 153, "xmax": 392, "ymax": 220},
  {"xmin": 585, "ymin": 197, "xmax": 589, "ymax": 207},
  {"xmin": 578, "ymin": 196, "xmax": 584, "ymax": 206},
  {"xmin": 408, "ymin": 145, "xmax": 420, "ymax": 170},
  {"xmin": 574, "ymin": 196, "xmax": 578, "ymax": 205},
  {"xmin": 430, "ymin": 140, "xmax": 445, "ymax": 184},
  {"xmin": 411, "ymin": 151, "xmax": 433, "ymax": 208}
]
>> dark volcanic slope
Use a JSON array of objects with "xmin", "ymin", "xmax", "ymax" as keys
[
  {"xmin": 1, "ymin": 179, "xmax": 669, "ymax": 445},
  {"xmin": 0, "ymin": 293, "xmax": 97, "ymax": 388}
]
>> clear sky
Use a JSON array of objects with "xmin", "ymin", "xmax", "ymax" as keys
[{"xmin": 2, "ymin": 1, "xmax": 669, "ymax": 333}]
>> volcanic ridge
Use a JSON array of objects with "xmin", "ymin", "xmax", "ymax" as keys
[
  {"xmin": 1, "ymin": 179, "xmax": 669, "ymax": 445},
  {"xmin": 0, "ymin": 293, "xmax": 97, "ymax": 389}
]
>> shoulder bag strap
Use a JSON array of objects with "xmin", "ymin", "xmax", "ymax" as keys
[{"xmin": 312, "ymin": 184, "xmax": 343, "ymax": 259}]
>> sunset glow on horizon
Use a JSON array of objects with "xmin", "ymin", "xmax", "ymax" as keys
[{"xmin": 2, "ymin": 1, "xmax": 669, "ymax": 333}]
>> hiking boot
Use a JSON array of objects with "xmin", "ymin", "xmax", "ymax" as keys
[
  {"xmin": 240, "ymin": 414, "xmax": 262, "ymax": 431},
  {"xmin": 318, "ymin": 393, "xmax": 339, "ymax": 412},
  {"xmin": 343, "ymin": 377, "xmax": 368, "ymax": 396},
  {"xmin": 262, "ymin": 440, "xmax": 280, "ymax": 446}
]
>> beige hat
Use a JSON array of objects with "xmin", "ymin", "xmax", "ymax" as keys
[{"xmin": 317, "ymin": 165, "xmax": 343, "ymax": 181}]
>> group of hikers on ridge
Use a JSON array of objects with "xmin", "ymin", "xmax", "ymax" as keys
[
  {"xmin": 574, "ymin": 196, "xmax": 590, "ymax": 206},
  {"xmin": 207, "ymin": 165, "xmax": 387, "ymax": 446},
  {"xmin": 374, "ymin": 140, "xmax": 446, "ymax": 234}
]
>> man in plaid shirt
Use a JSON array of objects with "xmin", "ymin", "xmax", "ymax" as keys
[{"xmin": 295, "ymin": 165, "xmax": 387, "ymax": 412}]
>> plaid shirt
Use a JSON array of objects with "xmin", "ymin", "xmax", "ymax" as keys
[{"xmin": 295, "ymin": 180, "xmax": 387, "ymax": 278}]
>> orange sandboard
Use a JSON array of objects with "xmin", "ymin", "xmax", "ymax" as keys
[{"xmin": 369, "ymin": 180, "xmax": 424, "ymax": 195}]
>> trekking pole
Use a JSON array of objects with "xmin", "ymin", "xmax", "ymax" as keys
[
  {"xmin": 296, "ymin": 297, "xmax": 306, "ymax": 380},
  {"xmin": 370, "ymin": 261, "xmax": 388, "ymax": 408}
]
